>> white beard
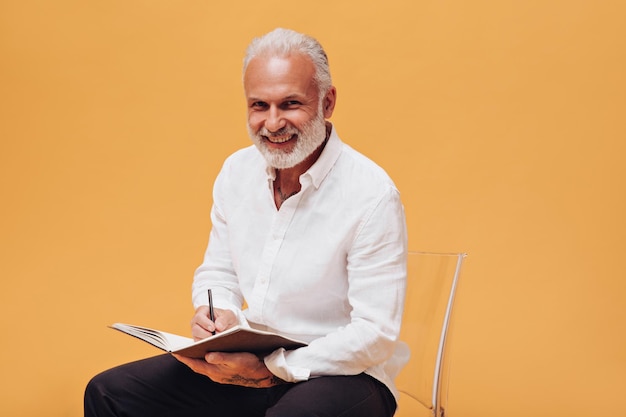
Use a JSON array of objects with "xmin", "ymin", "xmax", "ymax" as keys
[{"xmin": 248, "ymin": 106, "xmax": 328, "ymax": 169}]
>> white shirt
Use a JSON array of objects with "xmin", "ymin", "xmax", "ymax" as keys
[{"xmin": 192, "ymin": 126, "xmax": 408, "ymax": 400}]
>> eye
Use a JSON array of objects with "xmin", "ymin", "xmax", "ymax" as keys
[
  {"xmin": 250, "ymin": 101, "xmax": 268, "ymax": 110},
  {"xmin": 282, "ymin": 100, "xmax": 302, "ymax": 109}
]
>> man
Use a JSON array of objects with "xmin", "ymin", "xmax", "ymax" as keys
[{"xmin": 85, "ymin": 28, "xmax": 408, "ymax": 417}]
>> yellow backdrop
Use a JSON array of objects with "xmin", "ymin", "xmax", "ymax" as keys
[{"xmin": 1, "ymin": 1, "xmax": 624, "ymax": 416}]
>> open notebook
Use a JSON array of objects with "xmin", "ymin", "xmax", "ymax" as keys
[{"xmin": 110, "ymin": 322, "xmax": 307, "ymax": 358}]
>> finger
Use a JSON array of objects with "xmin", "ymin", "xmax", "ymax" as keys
[
  {"xmin": 214, "ymin": 309, "xmax": 237, "ymax": 332},
  {"xmin": 172, "ymin": 353, "xmax": 191, "ymax": 366},
  {"xmin": 204, "ymin": 352, "xmax": 225, "ymax": 364},
  {"xmin": 191, "ymin": 306, "xmax": 216, "ymax": 339},
  {"xmin": 173, "ymin": 354, "xmax": 217, "ymax": 376},
  {"xmin": 192, "ymin": 323, "xmax": 215, "ymax": 341},
  {"xmin": 172, "ymin": 354, "xmax": 202, "ymax": 371},
  {"xmin": 192, "ymin": 306, "xmax": 212, "ymax": 326},
  {"xmin": 205, "ymin": 351, "xmax": 257, "ymax": 368}
]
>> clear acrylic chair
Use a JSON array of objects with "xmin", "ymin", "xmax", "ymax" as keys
[{"xmin": 394, "ymin": 251, "xmax": 467, "ymax": 417}]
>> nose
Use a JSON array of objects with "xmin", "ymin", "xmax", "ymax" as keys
[{"xmin": 265, "ymin": 106, "xmax": 286, "ymax": 133}]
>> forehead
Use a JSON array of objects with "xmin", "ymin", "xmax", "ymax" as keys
[{"xmin": 244, "ymin": 54, "xmax": 318, "ymax": 101}]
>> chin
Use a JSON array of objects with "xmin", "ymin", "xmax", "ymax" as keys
[
  {"xmin": 264, "ymin": 151, "xmax": 305, "ymax": 169},
  {"xmin": 248, "ymin": 114, "xmax": 327, "ymax": 169}
]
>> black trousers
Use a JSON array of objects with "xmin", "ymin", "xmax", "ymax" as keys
[{"xmin": 84, "ymin": 354, "xmax": 397, "ymax": 417}]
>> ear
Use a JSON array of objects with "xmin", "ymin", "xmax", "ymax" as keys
[{"xmin": 322, "ymin": 87, "xmax": 337, "ymax": 119}]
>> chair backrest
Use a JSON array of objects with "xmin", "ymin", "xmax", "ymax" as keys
[{"xmin": 395, "ymin": 251, "xmax": 466, "ymax": 417}]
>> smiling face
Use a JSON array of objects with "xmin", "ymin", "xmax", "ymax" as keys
[{"xmin": 244, "ymin": 53, "xmax": 336, "ymax": 169}]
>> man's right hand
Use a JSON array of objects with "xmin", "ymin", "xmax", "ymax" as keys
[{"xmin": 191, "ymin": 306, "xmax": 237, "ymax": 341}]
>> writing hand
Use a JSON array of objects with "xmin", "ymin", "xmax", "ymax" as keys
[
  {"xmin": 191, "ymin": 307, "xmax": 237, "ymax": 341},
  {"xmin": 172, "ymin": 352, "xmax": 287, "ymax": 388}
]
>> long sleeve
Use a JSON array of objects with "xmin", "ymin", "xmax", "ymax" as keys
[{"xmin": 191, "ymin": 163, "xmax": 245, "ymax": 317}]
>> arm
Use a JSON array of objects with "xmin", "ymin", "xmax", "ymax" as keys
[
  {"xmin": 191, "ymin": 165, "xmax": 247, "ymax": 325},
  {"xmin": 178, "ymin": 159, "xmax": 268, "ymax": 386}
]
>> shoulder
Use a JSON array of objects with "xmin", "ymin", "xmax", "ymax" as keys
[
  {"xmin": 335, "ymin": 142, "xmax": 398, "ymax": 193},
  {"xmin": 212, "ymin": 145, "xmax": 267, "ymax": 198},
  {"xmin": 222, "ymin": 145, "xmax": 264, "ymax": 168},
  {"xmin": 321, "ymin": 129, "xmax": 397, "ymax": 193},
  {"xmin": 216, "ymin": 145, "xmax": 266, "ymax": 179}
]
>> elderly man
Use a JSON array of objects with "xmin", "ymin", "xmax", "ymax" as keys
[{"xmin": 85, "ymin": 28, "xmax": 407, "ymax": 417}]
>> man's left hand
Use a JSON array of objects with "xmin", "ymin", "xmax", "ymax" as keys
[{"xmin": 173, "ymin": 351, "xmax": 287, "ymax": 388}]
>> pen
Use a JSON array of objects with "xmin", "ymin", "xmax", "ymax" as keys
[{"xmin": 208, "ymin": 289, "xmax": 216, "ymax": 335}]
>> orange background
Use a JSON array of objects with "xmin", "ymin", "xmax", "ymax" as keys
[{"xmin": 1, "ymin": 1, "xmax": 624, "ymax": 416}]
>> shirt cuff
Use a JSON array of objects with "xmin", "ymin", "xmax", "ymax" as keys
[{"xmin": 264, "ymin": 348, "xmax": 311, "ymax": 383}]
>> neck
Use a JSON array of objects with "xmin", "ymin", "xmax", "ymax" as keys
[{"xmin": 275, "ymin": 170, "xmax": 300, "ymax": 204}]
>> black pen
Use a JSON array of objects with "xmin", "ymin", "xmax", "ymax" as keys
[{"xmin": 207, "ymin": 289, "xmax": 216, "ymax": 335}]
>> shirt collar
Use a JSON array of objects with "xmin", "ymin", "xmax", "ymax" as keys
[{"xmin": 304, "ymin": 124, "xmax": 342, "ymax": 189}]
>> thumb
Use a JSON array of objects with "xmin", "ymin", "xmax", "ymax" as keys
[{"xmin": 205, "ymin": 352, "xmax": 224, "ymax": 363}]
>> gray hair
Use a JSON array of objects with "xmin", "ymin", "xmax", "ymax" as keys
[{"xmin": 243, "ymin": 28, "xmax": 332, "ymax": 96}]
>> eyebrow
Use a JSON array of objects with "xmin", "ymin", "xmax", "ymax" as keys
[{"xmin": 247, "ymin": 93, "xmax": 306, "ymax": 102}]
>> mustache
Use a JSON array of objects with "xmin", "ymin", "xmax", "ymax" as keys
[{"xmin": 256, "ymin": 126, "xmax": 300, "ymax": 137}]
